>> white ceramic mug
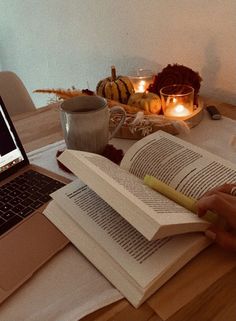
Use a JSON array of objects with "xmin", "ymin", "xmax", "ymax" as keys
[{"xmin": 60, "ymin": 95, "xmax": 126, "ymax": 154}]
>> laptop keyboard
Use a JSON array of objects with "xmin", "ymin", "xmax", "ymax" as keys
[{"xmin": 0, "ymin": 170, "xmax": 65, "ymax": 236}]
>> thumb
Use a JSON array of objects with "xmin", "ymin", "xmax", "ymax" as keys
[{"xmin": 205, "ymin": 227, "xmax": 236, "ymax": 252}]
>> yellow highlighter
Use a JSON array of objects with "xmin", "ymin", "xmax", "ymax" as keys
[{"xmin": 144, "ymin": 175, "xmax": 219, "ymax": 224}]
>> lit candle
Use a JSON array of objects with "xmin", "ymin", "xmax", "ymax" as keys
[
  {"xmin": 160, "ymin": 85, "xmax": 194, "ymax": 118},
  {"xmin": 137, "ymin": 80, "xmax": 146, "ymax": 93},
  {"xmin": 129, "ymin": 69, "xmax": 154, "ymax": 93},
  {"xmin": 165, "ymin": 104, "xmax": 192, "ymax": 117}
]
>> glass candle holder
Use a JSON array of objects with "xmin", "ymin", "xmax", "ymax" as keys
[
  {"xmin": 160, "ymin": 84, "xmax": 194, "ymax": 118},
  {"xmin": 129, "ymin": 69, "xmax": 154, "ymax": 93}
]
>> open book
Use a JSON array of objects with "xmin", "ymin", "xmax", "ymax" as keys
[{"xmin": 44, "ymin": 130, "xmax": 236, "ymax": 307}]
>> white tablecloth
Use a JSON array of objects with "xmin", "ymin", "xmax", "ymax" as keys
[
  {"xmin": 1, "ymin": 111, "xmax": 236, "ymax": 321},
  {"xmin": 178, "ymin": 111, "xmax": 236, "ymax": 163}
]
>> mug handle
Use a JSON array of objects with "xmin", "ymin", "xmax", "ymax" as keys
[{"xmin": 109, "ymin": 106, "xmax": 126, "ymax": 140}]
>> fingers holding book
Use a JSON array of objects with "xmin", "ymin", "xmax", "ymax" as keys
[
  {"xmin": 205, "ymin": 228, "xmax": 236, "ymax": 252},
  {"xmin": 196, "ymin": 183, "xmax": 236, "ymax": 251}
]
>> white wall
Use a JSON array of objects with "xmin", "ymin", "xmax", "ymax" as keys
[{"xmin": 0, "ymin": 0, "xmax": 236, "ymax": 107}]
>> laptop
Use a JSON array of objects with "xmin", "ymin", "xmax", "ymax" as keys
[{"xmin": 0, "ymin": 96, "xmax": 69, "ymax": 303}]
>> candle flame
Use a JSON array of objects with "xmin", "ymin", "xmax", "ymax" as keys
[
  {"xmin": 175, "ymin": 104, "xmax": 185, "ymax": 113},
  {"xmin": 137, "ymin": 80, "xmax": 146, "ymax": 93}
]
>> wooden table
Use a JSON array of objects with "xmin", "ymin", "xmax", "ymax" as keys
[
  {"xmin": 12, "ymin": 100, "xmax": 236, "ymax": 321},
  {"xmin": 12, "ymin": 103, "xmax": 64, "ymax": 153}
]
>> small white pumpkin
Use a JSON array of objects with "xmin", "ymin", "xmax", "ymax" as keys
[{"xmin": 128, "ymin": 92, "xmax": 162, "ymax": 114}]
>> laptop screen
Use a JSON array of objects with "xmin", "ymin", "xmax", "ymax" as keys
[{"xmin": 0, "ymin": 96, "xmax": 28, "ymax": 180}]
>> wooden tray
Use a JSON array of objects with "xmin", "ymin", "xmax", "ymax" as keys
[{"xmin": 109, "ymin": 98, "xmax": 204, "ymax": 140}]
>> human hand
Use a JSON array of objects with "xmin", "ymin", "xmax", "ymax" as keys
[{"xmin": 196, "ymin": 183, "xmax": 236, "ymax": 251}]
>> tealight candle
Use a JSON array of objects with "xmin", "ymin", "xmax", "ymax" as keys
[
  {"xmin": 129, "ymin": 69, "xmax": 154, "ymax": 93},
  {"xmin": 160, "ymin": 85, "xmax": 194, "ymax": 118},
  {"xmin": 137, "ymin": 80, "xmax": 146, "ymax": 93}
]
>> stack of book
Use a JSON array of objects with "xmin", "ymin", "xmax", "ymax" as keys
[{"xmin": 44, "ymin": 131, "xmax": 236, "ymax": 307}]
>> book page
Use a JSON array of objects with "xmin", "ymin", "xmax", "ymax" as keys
[
  {"xmin": 121, "ymin": 130, "xmax": 236, "ymax": 199},
  {"xmin": 58, "ymin": 149, "xmax": 209, "ymax": 240},
  {"xmin": 50, "ymin": 180, "xmax": 210, "ymax": 290}
]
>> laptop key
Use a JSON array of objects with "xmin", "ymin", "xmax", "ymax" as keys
[
  {"xmin": 18, "ymin": 207, "xmax": 34, "ymax": 218},
  {"xmin": 20, "ymin": 191, "xmax": 30, "ymax": 199},
  {"xmin": 29, "ymin": 192, "xmax": 44, "ymax": 201},
  {"xmin": 0, "ymin": 188, "xmax": 11, "ymax": 198},
  {"xmin": 21, "ymin": 198, "xmax": 33, "ymax": 207},
  {"xmin": 13, "ymin": 204, "xmax": 25, "ymax": 213},
  {"xmin": 8, "ymin": 189, "xmax": 21, "ymax": 198},
  {"xmin": 6, "ymin": 183, "xmax": 20, "ymax": 191},
  {"xmin": 0, "ymin": 203, "xmax": 13, "ymax": 213},
  {"xmin": 27, "ymin": 186, "xmax": 41, "ymax": 193},
  {"xmin": 0, "ymin": 215, "xmax": 22, "ymax": 236},
  {"xmin": 1, "ymin": 195, "xmax": 13, "ymax": 203},
  {"xmin": 11, "ymin": 197, "xmax": 22, "ymax": 206},
  {"xmin": 1, "ymin": 210, "xmax": 16, "ymax": 221},
  {"xmin": 21, "ymin": 184, "xmax": 31, "ymax": 190},
  {"xmin": 39, "ymin": 194, "xmax": 51, "ymax": 203},
  {"xmin": 31, "ymin": 200, "xmax": 44, "ymax": 209}
]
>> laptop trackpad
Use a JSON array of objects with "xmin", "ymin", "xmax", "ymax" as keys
[{"xmin": 0, "ymin": 213, "xmax": 68, "ymax": 291}]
